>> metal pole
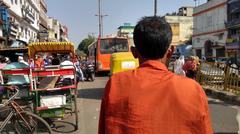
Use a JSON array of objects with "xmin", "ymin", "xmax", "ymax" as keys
[
  {"xmin": 101, "ymin": 15, "xmax": 108, "ymax": 37},
  {"xmin": 98, "ymin": 0, "xmax": 102, "ymax": 37},
  {"xmin": 100, "ymin": 0, "xmax": 103, "ymax": 37},
  {"xmin": 154, "ymin": 0, "xmax": 157, "ymax": 16},
  {"xmin": 101, "ymin": 15, "xmax": 103, "ymax": 36}
]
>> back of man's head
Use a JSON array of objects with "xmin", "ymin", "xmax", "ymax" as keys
[{"xmin": 133, "ymin": 16, "xmax": 172, "ymax": 59}]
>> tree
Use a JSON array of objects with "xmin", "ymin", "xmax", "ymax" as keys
[
  {"xmin": 75, "ymin": 49, "xmax": 86, "ymax": 57},
  {"xmin": 78, "ymin": 35, "xmax": 96, "ymax": 55}
]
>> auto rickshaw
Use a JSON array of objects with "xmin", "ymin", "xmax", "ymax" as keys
[
  {"xmin": 110, "ymin": 52, "xmax": 139, "ymax": 75},
  {"xmin": 28, "ymin": 42, "xmax": 78, "ymax": 130}
]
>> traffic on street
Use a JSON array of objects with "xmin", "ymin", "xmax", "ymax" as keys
[
  {"xmin": 77, "ymin": 76, "xmax": 240, "ymax": 134},
  {"xmin": 1, "ymin": 0, "xmax": 240, "ymax": 133}
]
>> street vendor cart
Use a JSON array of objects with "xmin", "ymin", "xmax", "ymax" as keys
[{"xmin": 28, "ymin": 42, "xmax": 78, "ymax": 130}]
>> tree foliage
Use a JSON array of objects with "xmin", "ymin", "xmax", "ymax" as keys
[
  {"xmin": 75, "ymin": 49, "xmax": 86, "ymax": 57},
  {"xmin": 78, "ymin": 35, "xmax": 96, "ymax": 55}
]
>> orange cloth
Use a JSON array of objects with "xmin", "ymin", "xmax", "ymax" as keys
[
  {"xmin": 183, "ymin": 60, "xmax": 197, "ymax": 71},
  {"xmin": 35, "ymin": 57, "xmax": 44, "ymax": 68},
  {"xmin": 99, "ymin": 60, "xmax": 213, "ymax": 134}
]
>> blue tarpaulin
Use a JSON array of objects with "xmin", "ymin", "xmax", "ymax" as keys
[{"xmin": 3, "ymin": 62, "xmax": 29, "ymax": 84}]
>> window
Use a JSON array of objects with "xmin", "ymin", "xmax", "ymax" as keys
[
  {"xmin": 100, "ymin": 38, "xmax": 128, "ymax": 54},
  {"xmin": 15, "ymin": 0, "xmax": 18, "ymax": 4},
  {"xmin": 25, "ymin": 29, "xmax": 27, "ymax": 38}
]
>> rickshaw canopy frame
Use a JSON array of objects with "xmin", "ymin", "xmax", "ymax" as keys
[{"xmin": 28, "ymin": 42, "xmax": 75, "ymax": 58}]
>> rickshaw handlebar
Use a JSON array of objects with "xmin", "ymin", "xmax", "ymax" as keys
[{"xmin": 0, "ymin": 86, "xmax": 19, "ymax": 108}]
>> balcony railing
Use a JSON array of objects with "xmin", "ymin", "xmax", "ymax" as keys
[{"xmin": 25, "ymin": 13, "xmax": 35, "ymax": 23}]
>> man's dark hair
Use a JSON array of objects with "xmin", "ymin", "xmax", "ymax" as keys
[{"xmin": 133, "ymin": 16, "xmax": 172, "ymax": 59}]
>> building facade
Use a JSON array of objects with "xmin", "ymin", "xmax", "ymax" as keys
[
  {"xmin": 178, "ymin": 6, "xmax": 193, "ymax": 17},
  {"xmin": 192, "ymin": 0, "xmax": 227, "ymax": 59},
  {"xmin": 38, "ymin": 0, "xmax": 48, "ymax": 41},
  {"xmin": 60, "ymin": 25, "xmax": 68, "ymax": 41},
  {"xmin": 117, "ymin": 23, "xmax": 134, "ymax": 38},
  {"xmin": 164, "ymin": 7, "xmax": 193, "ymax": 46},
  {"xmin": 0, "ymin": 1, "xmax": 9, "ymax": 47},
  {"xmin": 226, "ymin": 0, "xmax": 240, "ymax": 57},
  {"xmin": 2, "ymin": 0, "xmax": 40, "ymax": 46},
  {"xmin": 48, "ymin": 17, "xmax": 68, "ymax": 42}
]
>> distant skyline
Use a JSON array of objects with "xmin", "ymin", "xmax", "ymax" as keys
[{"xmin": 46, "ymin": 0, "xmax": 207, "ymax": 47}]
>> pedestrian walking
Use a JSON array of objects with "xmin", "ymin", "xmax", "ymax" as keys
[
  {"xmin": 183, "ymin": 56, "xmax": 200, "ymax": 79},
  {"xmin": 75, "ymin": 56, "xmax": 85, "ymax": 81},
  {"xmin": 98, "ymin": 16, "xmax": 213, "ymax": 134},
  {"xmin": 173, "ymin": 55, "xmax": 185, "ymax": 76}
]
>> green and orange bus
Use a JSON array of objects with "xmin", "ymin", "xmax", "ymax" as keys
[{"xmin": 88, "ymin": 36, "xmax": 132, "ymax": 72}]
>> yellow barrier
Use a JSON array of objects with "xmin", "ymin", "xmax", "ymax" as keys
[{"xmin": 196, "ymin": 62, "xmax": 240, "ymax": 94}]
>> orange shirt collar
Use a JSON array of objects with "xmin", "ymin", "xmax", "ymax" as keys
[{"xmin": 139, "ymin": 60, "xmax": 168, "ymax": 71}]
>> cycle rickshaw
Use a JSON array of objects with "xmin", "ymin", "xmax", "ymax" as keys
[{"xmin": 28, "ymin": 42, "xmax": 78, "ymax": 130}]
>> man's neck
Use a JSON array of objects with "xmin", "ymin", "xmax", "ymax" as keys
[{"xmin": 139, "ymin": 58, "xmax": 167, "ymax": 65}]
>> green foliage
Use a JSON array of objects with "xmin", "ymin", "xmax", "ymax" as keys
[
  {"xmin": 78, "ymin": 35, "xmax": 96, "ymax": 55},
  {"xmin": 75, "ymin": 49, "xmax": 86, "ymax": 57}
]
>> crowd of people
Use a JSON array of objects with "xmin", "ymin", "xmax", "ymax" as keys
[{"xmin": 0, "ymin": 54, "xmax": 94, "ymax": 103}]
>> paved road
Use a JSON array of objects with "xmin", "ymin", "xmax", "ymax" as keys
[{"xmin": 75, "ymin": 76, "xmax": 240, "ymax": 134}]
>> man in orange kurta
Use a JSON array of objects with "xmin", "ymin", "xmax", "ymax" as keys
[{"xmin": 99, "ymin": 16, "xmax": 213, "ymax": 134}]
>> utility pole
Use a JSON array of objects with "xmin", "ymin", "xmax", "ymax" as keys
[
  {"xmin": 98, "ymin": 0, "xmax": 101, "ymax": 37},
  {"xmin": 101, "ymin": 14, "xmax": 108, "ymax": 37},
  {"xmin": 154, "ymin": 0, "xmax": 157, "ymax": 16},
  {"xmin": 96, "ymin": 0, "xmax": 107, "ymax": 38}
]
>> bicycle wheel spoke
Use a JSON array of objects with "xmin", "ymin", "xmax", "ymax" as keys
[{"xmin": 14, "ymin": 111, "xmax": 52, "ymax": 134}]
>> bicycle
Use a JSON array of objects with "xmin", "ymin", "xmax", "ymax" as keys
[{"xmin": 0, "ymin": 86, "xmax": 52, "ymax": 134}]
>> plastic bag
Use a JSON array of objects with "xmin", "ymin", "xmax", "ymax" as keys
[{"xmin": 174, "ymin": 56, "xmax": 186, "ymax": 76}]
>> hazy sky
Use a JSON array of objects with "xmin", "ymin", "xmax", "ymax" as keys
[{"xmin": 46, "ymin": 0, "xmax": 206, "ymax": 47}]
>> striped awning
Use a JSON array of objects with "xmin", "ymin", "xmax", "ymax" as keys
[{"xmin": 28, "ymin": 42, "xmax": 75, "ymax": 58}]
